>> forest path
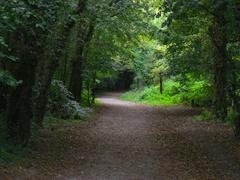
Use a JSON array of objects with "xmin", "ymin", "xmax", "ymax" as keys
[{"xmin": 1, "ymin": 93, "xmax": 240, "ymax": 179}]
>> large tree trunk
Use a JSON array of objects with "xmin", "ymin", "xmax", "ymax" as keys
[
  {"xmin": 212, "ymin": 41, "xmax": 227, "ymax": 121},
  {"xmin": 7, "ymin": 62, "xmax": 36, "ymax": 145},
  {"xmin": 6, "ymin": 31, "xmax": 38, "ymax": 145},
  {"xmin": 33, "ymin": 27, "xmax": 72, "ymax": 127},
  {"xmin": 33, "ymin": 0, "xmax": 88, "ymax": 127},
  {"xmin": 5, "ymin": 29, "xmax": 39, "ymax": 145},
  {"xmin": 69, "ymin": 21, "xmax": 95, "ymax": 102},
  {"xmin": 209, "ymin": 4, "xmax": 228, "ymax": 121}
]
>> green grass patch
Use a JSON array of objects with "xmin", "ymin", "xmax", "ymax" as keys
[
  {"xmin": 122, "ymin": 79, "xmax": 212, "ymax": 107},
  {"xmin": 122, "ymin": 88, "xmax": 178, "ymax": 106},
  {"xmin": 121, "ymin": 80, "xmax": 181, "ymax": 106}
]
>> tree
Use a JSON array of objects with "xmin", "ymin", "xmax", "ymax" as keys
[{"xmin": 33, "ymin": 0, "xmax": 88, "ymax": 127}]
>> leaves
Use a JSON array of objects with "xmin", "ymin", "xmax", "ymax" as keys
[{"xmin": 0, "ymin": 70, "xmax": 22, "ymax": 87}]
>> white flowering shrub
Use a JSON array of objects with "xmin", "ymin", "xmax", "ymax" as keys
[{"xmin": 48, "ymin": 80, "xmax": 89, "ymax": 119}]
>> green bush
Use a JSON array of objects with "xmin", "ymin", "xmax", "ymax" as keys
[
  {"xmin": 122, "ymin": 79, "xmax": 212, "ymax": 106},
  {"xmin": 48, "ymin": 80, "xmax": 88, "ymax": 119}
]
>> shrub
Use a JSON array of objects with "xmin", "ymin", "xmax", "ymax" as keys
[
  {"xmin": 122, "ymin": 79, "xmax": 212, "ymax": 106},
  {"xmin": 48, "ymin": 80, "xmax": 89, "ymax": 119}
]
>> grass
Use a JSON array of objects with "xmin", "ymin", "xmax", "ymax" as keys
[
  {"xmin": 122, "ymin": 89, "xmax": 178, "ymax": 106},
  {"xmin": 122, "ymin": 79, "xmax": 212, "ymax": 107},
  {"xmin": 123, "ymin": 82, "xmax": 237, "ymax": 129},
  {"xmin": 121, "ymin": 80, "xmax": 182, "ymax": 106}
]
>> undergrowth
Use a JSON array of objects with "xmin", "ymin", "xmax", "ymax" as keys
[
  {"xmin": 122, "ymin": 79, "xmax": 212, "ymax": 106},
  {"xmin": 0, "ymin": 113, "xmax": 28, "ymax": 166},
  {"xmin": 122, "ymin": 81, "xmax": 237, "ymax": 128},
  {"xmin": 0, "ymin": 101, "xmax": 94, "ymax": 166}
]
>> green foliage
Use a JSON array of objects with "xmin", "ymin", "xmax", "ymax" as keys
[
  {"xmin": 0, "ymin": 0, "xmax": 239, "ymax": 150},
  {"xmin": 48, "ymin": 81, "xmax": 89, "ymax": 119},
  {"xmin": 0, "ymin": 70, "xmax": 21, "ymax": 87},
  {"xmin": 122, "ymin": 78, "xmax": 212, "ymax": 106},
  {"xmin": 122, "ymin": 85, "xmax": 176, "ymax": 106},
  {"xmin": 0, "ymin": 144, "xmax": 27, "ymax": 166},
  {"xmin": 82, "ymin": 0, "xmax": 155, "ymax": 90},
  {"xmin": 193, "ymin": 110, "xmax": 215, "ymax": 122},
  {"xmin": 0, "ymin": 113, "xmax": 27, "ymax": 165}
]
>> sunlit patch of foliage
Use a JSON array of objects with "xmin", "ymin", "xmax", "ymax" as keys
[{"xmin": 122, "ymin": 79, "xmax": 212, "ymax": 106}]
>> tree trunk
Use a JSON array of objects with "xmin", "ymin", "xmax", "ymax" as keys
[
  {"xmin": 6, "ymin": 29, "xmax": 39, "ymax": 145},
  {"xmin": 159, "ymin": 73, "xmax": 163, "ymax": 94},
  {"xmin": 33, "ymin": 25, "xmax": 77, "ymax": 127},
  {"xmin": 87, "ymin": 81, "xmax": 91, "ymax": 106},
  {"xmin": 209, "ymin": 5, "xmax": 228, "ymax": 121},
  {"xmin": 228, "ymin": 57, "xmax": 240, "ymax": 137},
  {"xmin": 69, "ymin": 21, "xmax": 95, "ymax": 102},
  {"xmin": 0, "ymin": 83, "xmax": 7, "ymax": 112},
  {"xmin": 212, "ymin": 45, "xmax": 227, "ymax": 121},
  {"xmin": 33, "ymin": 0, "xmax": 88, "ymax": 127},
  {"xmin": 231, "ymin": 74, "xmax": 240, "ymax": 137},
  {"xmin": 7, "ymin": 61, "xmax": 36, "ymax": 145},
  {"xmin": 70, "ymin": 56, "xmax": 84, "ymax": 102},
  {"xmin": 91, "ymin": 73, "xmax": 96, "ymax": 104}
]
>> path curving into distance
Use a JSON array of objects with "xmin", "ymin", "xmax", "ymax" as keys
[{"xmin": 1, "ymin": 93, "xmax": 240, "ymax": 179}]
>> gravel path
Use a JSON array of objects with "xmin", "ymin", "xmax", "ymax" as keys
[{"xmin": 1, "ymin": 93, "xmax": 240, "ymax": 179}]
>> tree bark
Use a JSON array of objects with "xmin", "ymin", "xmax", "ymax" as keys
[
  {"xmin": 33, "ymin": 27, "xmax": 72, "ymax": 127},
  {"xmin": 159, "ymin": 73, "xmax": 163, "ymax": 94},
  {"xmin": 33, "ymin": 0, "xmax": 88, "ymax": 127},
  {"xmin": 7, "ymin": 62, "xmax": 36, "ymax": 145},
  {"xmin": 209, "ymin": 4, "xmax": 228, "ymax": 121},
  {"xmin": 228, "ymin": 56, "xmax": 240, "ymax": 137},
  {"xmin": 212, "ymin": 41, "xmax": 227, "ymax": 121},
  {"xmin": 91, "ymin": 72, "xmax": 97, "ymax": 104},
  {"xmin": 6, "ymin": 29, "xmax": 38, "ymax": 145},
  {"xmin": 69, "ymin": 20, "xmax": 95, "ymax": 102}
]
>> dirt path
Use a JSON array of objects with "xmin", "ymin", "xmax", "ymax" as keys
[{"xmin": 1, "ymin": 93, "xmax": 240, "ymax": 179}]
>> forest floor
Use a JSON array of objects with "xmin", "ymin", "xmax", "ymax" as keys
[{"xmin": 1, "ymin": 93, "xmax": 240, "ymax": 179}]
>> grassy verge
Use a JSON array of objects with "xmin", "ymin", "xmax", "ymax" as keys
[
  {"xmin": 121, "ymin": 81, "xmax": 182, "ymax": 106},
  {"xmin": 122, "ymin": 83, "xmax": 236, "ymax": 128},
  {"xmin": 122, "ymin": 88, "xmax": 178, "ymax": 106},
  {"xmin": 121, "ymin": 79, "xmax": 212, "ymax": 107}
]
